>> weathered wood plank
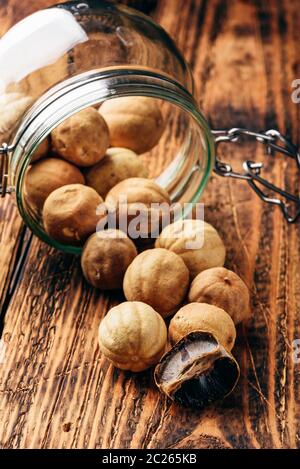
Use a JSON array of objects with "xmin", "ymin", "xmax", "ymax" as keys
[{"xmin": 0, "ymin": 0, "xmax": 299, "ymax": 449}]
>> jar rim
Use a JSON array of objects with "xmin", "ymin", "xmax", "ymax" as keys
[{"xmin": 10, "ymin": 67, "xmax": 215, "ymax": 253}]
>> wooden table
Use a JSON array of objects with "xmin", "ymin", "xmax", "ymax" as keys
[{"xmin": 0, "ymin": 0, "xmax": 299, "ymax": 449}]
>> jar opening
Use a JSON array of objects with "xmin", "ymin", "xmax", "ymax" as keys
[{"xmin": 11, "ymin": 68, "xmax": 214, "ymax": 253}]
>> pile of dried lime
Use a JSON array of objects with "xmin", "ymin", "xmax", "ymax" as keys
[
  {"xmin": 22, "ymin": 96, "xmax": 164, "ymax": 245},
  {"xmin": 6, "ymin": 94, "xmax": 252, "ymax": 409},
  {"xmin": 94, "ymin": 217, "xmax": 251, "ymax": 409}
]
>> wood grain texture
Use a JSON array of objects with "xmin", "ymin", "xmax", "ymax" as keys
[{"xmin": 0, "ymin": 0, "xmax": 300, "ymax": 449}]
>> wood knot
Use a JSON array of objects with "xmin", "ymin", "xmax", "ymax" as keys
[{"xmin": 62, "ymin": 422, "xmax": 72, "ymax": 432}]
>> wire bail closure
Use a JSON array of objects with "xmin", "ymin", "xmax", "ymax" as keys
[
  {"xmin": 0, "ymin": 143, "xmax": 14, "ymax": 198},
  {"xmin": 212, "ymin": 128, "xmax": 300, "ymax": 223}
]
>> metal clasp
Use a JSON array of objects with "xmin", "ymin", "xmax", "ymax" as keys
[
  {"xmin": 0, "ymin": 143, "xmax": 14, "ymax": 198},
  {"xmin": 212, "ymin": 128, "xmax": 300, "ymax": 223}
]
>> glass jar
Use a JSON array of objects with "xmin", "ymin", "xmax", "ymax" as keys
[{"xmin": 0, "ymin": 0, "xmax": 299, "ymax": 254}]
